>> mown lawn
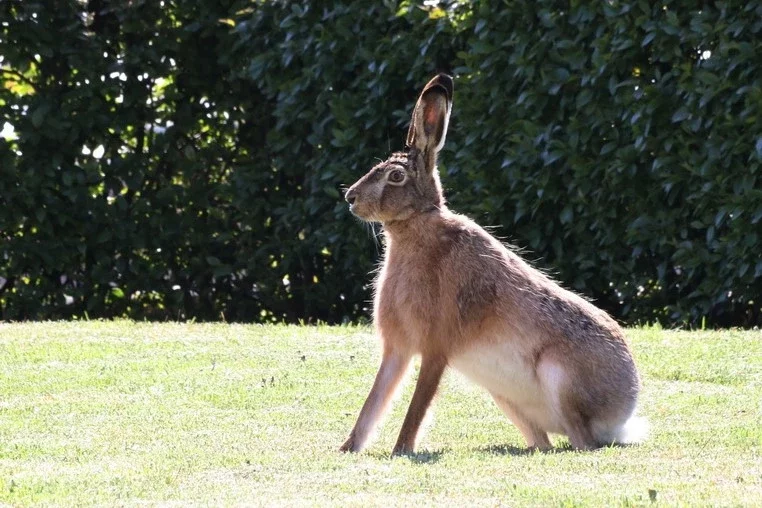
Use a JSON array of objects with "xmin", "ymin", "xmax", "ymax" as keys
[{"xmin": 0, "ymin": 321, "xmax": 760, "ymax": 506}]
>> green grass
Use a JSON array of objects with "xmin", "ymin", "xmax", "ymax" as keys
[{"xmin": 1, "ymin": 322, "xmax": 760, "ymax": 506}]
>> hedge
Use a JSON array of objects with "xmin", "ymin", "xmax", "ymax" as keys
[{"xmin": 1, "ymin": 0, "xmax": 760, "ymax": 327}]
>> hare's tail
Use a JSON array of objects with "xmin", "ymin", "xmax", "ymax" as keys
[{"xmin": 612, "ymin": 415, "xmax": 649, "ymax": 445}]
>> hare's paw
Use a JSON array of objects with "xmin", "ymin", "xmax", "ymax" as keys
[
  {"xmin": 339, "ymin": 433, "xmax": 360, "ymax": 453},
  {"xmin": 391, "ymin": 442, "xmax": 416, "ymax": 456}
]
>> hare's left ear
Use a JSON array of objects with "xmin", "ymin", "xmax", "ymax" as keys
[{"xmin": 406, "ymin": 74, "xmax": 453, "ymax": 156}]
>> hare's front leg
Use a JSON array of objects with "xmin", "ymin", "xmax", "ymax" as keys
[
  {"xmin": 340, "ymin": 350, "xmax": 411, "ymax": 452},
  {"xmin": 392, "ymin": 355, "xmax": 447, "ymax": 455}
]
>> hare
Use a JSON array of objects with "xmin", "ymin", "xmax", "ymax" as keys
[{"xmin": 341, "ymin": 74, "xmax": 646, "ymax": 455}]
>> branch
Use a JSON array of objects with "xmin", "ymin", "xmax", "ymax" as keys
[{"xmin": 0, "ymin": 67, "xmax": 37, "ymax": 91}]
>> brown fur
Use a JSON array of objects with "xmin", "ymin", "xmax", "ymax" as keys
[{"xmin": 341, "ymin": 74, "xmax": 643, "ymax": 455}]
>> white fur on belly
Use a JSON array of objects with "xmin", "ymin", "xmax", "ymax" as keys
[{"xmin": 450, "ymin": 341, "xmax": 562, "ymax": 433}]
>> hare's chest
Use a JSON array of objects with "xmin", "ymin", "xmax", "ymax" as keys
[{"xmin": 375, "ymin": 264, "xmax": 441, "ymax": 346}]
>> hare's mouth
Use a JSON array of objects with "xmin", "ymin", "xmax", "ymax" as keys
[
  {"xmin": 348, "ymin": 202, "xmax": 377, "ymax": 222},
  {"xmin": 348, "ymin": 202, "xmax": 365, "ymax": 218}
]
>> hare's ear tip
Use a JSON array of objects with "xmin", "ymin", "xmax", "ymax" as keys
[
  {"xmin": 430, "ymin": 73, "xmax": 454, "ymax": 96},
  {"xmin": 435, "ymin": 73, "xmax": 453, "ymax": 84}
]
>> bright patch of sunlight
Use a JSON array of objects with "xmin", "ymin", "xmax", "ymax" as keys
[{"xmin": 1, "ymin": 121, "xmax": 17, "ymax": 140}]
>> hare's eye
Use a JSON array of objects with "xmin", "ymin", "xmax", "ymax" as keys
[{"xmin": 388, "ymin": 169, "xmax": 405, "ymax": 184}]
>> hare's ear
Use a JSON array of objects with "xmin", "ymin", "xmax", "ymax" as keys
[{"xmin": 406, "ymin": 73, "xmax": 453, "ymax": 156}]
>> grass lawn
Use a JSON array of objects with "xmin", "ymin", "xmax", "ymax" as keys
[{"xmin": 1, "ymin": 321, "xmax": 760, "ymax": 506}]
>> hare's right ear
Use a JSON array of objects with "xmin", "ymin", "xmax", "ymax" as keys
[{"xmin": 406, "ymin": 74, "xmax": 453, "ymax": 158}]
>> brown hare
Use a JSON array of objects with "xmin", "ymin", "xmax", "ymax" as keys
[{"xmin": 341, "ymin": 74, "xmax": 646, "ymax": 455}]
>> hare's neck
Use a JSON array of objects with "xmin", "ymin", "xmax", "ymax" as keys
[{"xmin": 382, "ymin": 207, "xmax": 448, "ymax": 246}]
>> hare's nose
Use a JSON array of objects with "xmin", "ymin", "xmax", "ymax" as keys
[{"xmin": 345, "ymin": 189, "xmax": 357, "ymax": 205}]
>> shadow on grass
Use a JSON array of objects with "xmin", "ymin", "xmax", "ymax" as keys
[
  {"xmin": 477, "ymin": 440, "xmax": 636, "ymax": 456},
  {"xmin": 475, "ymin": 444, "xmax": 535, "ymax": 456},
  {"xmin": 403, "ymin": 449, "xmax": 445, "ymax": 464},
  {"xmin": 367, "ymin": 449, "xmax": 446, "ymax": 463},
  {"xmin": 364, "ymin": 439, "xmax": 630, "ymax": 462},
  {"xmin": 476, "ymin": 441, "xmax": 591, "ymax": 456}
]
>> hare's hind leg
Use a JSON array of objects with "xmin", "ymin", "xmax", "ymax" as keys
[
  {"xmin": 341, "ymin": 350, "xmax": 411, "ymax": 452},
  {"xmin": 490, "ymin": 393, "xmax": 552, "ymax": 451},
  {"xmin": 555, "ymin": 403, "xmax": 597, "ymax": 450},
  {"xmin": 537, "ymin": 358, "xmax": 598, "ymax": 451}
]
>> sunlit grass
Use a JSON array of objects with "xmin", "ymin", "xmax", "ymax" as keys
[{"xmin": 0, "ymin": 322, "xmax": 760, "ymax": 505}]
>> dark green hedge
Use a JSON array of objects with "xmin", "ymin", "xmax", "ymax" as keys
[{"xmin": 1, "ymin": 0, "xmax": 760, "ymax": 326}]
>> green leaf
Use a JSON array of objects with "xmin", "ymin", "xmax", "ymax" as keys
[
  {"xmin": 31, "ymin": 102, "xmax": 50, "ymax": 128},
  {"xmin": 600, "ymin": 142, "xmax": 617, "ymax": 155},
  {"xmin": 671, "ymin": 108, "xmax": 689, "ymax": 122},
  {"xmin": 213, "ymin": 264, "xmax": 233, "ymax": 277},
  {"xmin": 542, "ymin": 151, "xmax": 564, "ymax": 165}
]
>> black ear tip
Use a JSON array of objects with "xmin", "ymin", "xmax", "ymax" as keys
[
  {"xmin": 423, "ymin": 73, "xmax": 454, "ymax": 99},
  {"xmin": 431, "ymin": 72, "xmax": 454, "ymax": 97},
  {"xmin": 434, "ymin": 73, "xmax": 454, "ymax": 96},
  {"xmin": 436, "ymin": 73, "xmax": 453, "ymax": 85}
]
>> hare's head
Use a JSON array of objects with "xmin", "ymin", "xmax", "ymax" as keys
[{"xmin": 345, "ymin": 74, "xmax": 453, "ymax": 223}]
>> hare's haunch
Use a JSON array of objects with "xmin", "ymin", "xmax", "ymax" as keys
[{"xmin": 342, "ymin": 74, "xmax": 646, "ymax": 455}]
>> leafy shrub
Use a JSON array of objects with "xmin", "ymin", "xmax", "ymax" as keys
[{"xmin": 1, "ymin": 0, "xmax": 760, "ymax": 327}]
